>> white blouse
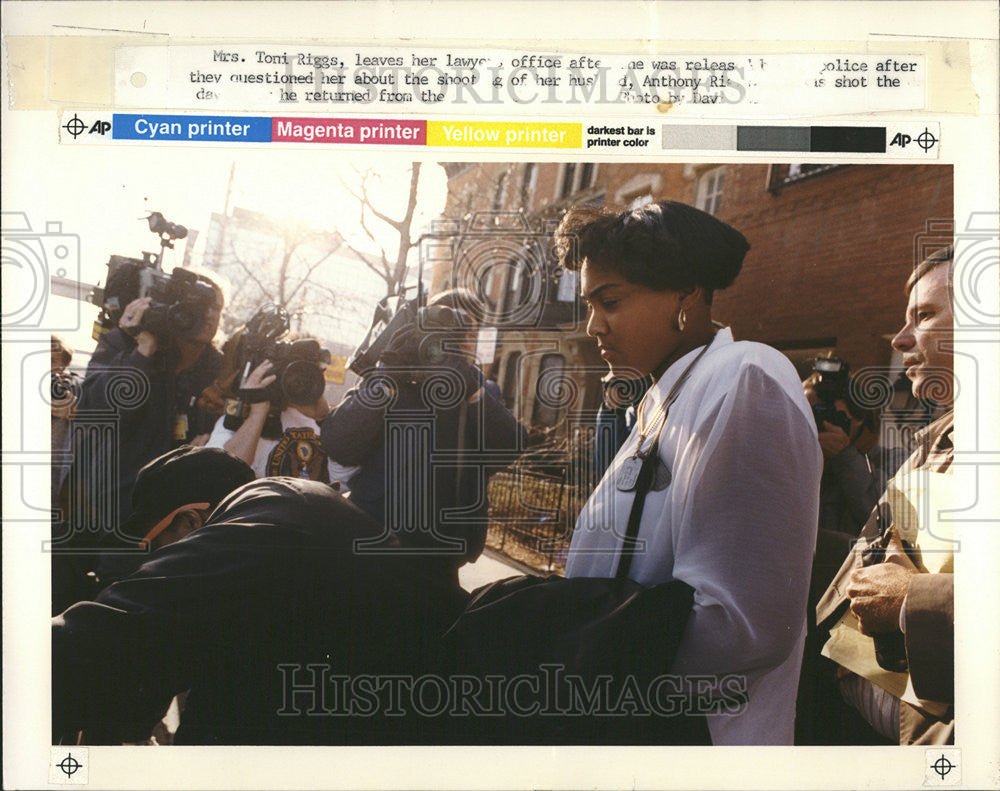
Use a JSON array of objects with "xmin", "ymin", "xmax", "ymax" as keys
[{"xmin": 567, "ymin": 327, "xmax": 822, "ymax": 745}]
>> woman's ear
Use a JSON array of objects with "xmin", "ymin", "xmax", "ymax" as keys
[{"xmin": 680, "ymin": 286, "xmax": 707, "ymax": 312}]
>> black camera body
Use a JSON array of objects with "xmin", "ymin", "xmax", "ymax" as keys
[
  {"xmin": 859, "ymin": 505, "xmax": 912, "ymax": 673},
  {"xmin": 811, "ymin": 357, "xmax": 853, "ymax": 434},
  {"xmin": 92, "ymin": 254, "xmax": 217, "ymax": 342},
  {"xmin": 91, "ymin": 212, "xmax": 216, "ymax": 344},
  {"xmin": 223, "ymin": 306, "xmax": 330, "ymax": 431},
  {"xmin": 243, "ymin": 337, "xmax": 330, "ymax": 407},
  {"xmin": 139, "ymin": 266, "xmax": 218, "ymax": 340},
  {"xmin": 349, "ymin": 295, "xmax": 474, "ymax": 379}
]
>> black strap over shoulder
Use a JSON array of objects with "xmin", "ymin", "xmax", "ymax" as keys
[
  {"xmin": 431, "ymin": 436, "xmax": 712, "ymax": 745},
  {"xmin": 616, "ymin": 447, "xmax": 658, "ymax": 580}
]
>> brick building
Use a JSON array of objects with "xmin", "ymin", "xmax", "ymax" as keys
[{"xmin": 433, "ymin": 161, "xmax": 953, "ymax": 432}]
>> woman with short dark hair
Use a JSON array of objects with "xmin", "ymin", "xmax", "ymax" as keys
[{"xmin": 556, "ymin": 200, "xmax": 822, "ymax": 745}]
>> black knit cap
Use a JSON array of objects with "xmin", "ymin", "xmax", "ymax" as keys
[
  {"xmin": 121, "ymin": 445, "xmax": 255, "ymax": 543},
  {"xmin": 555, "ymin": 199, "xmax": 750, "ymax": 298}
]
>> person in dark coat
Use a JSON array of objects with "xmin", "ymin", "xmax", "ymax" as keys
[
  {"xmin": 55, "ymin": 285, "xmax": 226, "ymax": 607},
  {"xmin": 52, "ymin": 475, "xmax": 469, "ymax": 745},
  {"xmin": 320, "ymin": 289, "xmax": 526, "ymax": 581}
]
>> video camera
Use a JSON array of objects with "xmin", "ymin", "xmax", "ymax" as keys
[
  {"xmin": 90, "ymin": 212, "xmax": 218, "ymax": 343},
  {"xmin": 349, "ymin": 294, "xmax": 476, "ymax": 379},
  {"xmin": 810, "ymin": 357, "xmax": 853, "ymax": 434},
  {"xmin": 223, "ymin": 305, "xmax": 331, "ymax": 430}
]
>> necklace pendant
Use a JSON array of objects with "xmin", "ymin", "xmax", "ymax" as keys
[
  {"xmin": 651, "ymin": 460, "xmax": 672, "ymax": 491},
  {"xmin": 616, "ymin": 455, "xmax": 644, "ymax": 491}
]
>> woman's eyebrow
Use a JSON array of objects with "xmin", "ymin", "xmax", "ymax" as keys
[{"xmin": 581, "ymin": 282, "xmax": 621, "ymax": 302}]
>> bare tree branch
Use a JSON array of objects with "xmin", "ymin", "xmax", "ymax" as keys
[
  {"xmin": 344, "ymin": 242, "xmax": 391, "ymax": 286},
  {"xmin": 337, "ymin": 164, "xmax": 425, "ymax": 298},
  {"xmin": 283, "ymin": 236, "xmax": 341, "ymax": 305},
  {"xmin": 226, "ymin": 243, "xmax": 276, "ymax": 303}
]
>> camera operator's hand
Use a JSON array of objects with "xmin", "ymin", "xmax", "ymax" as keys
[
  {"xmin": 846, "ymin": 530, "xmax": 918, "ymax": 635},
  {"xmin": 239, "ymin": 360, "xmax": 277, "ymax": 411},
  {"xmin": 119, "ymin": 297, "xmax": 158, "ymax": 357},
  {"xmin": 818, "ymin": 420, "xmax": 852, "ymax": 460}
]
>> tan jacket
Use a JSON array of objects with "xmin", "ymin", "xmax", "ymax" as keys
[{"xmin": 816, "ymin": 412, "xmax": 954, "ymax": 745}]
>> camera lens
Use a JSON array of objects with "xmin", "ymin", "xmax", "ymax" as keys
[
  {"xmin": 169, "ymin": 303, "xmax": 201, "ymax": 336},
  {"xmin": 141, "ymin": 304, "xmax": 172, "ymax": 338}
]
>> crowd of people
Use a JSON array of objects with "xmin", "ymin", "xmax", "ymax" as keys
[{"xmin": 51, "ymin": 201, "xmax": 955, "ymax": 747}]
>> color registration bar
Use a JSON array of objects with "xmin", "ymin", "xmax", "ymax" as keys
[
  {"xmin": 113, "ymin": 114, "xmax": 272, "ymax": 142},
  {"xmin": 427, "ymin": 121, "xmax": 581, "ymax": 148},
  {"xmin": 109, "ymin": 114, "xmax": 428, "ymax": 145},
  {"xmin": 662, "ymin": 125, "xmax": 887, "ymax": 153},
  {"xmin": 107, "ymin": 114, "xmax": 580, "ymax": 149}
]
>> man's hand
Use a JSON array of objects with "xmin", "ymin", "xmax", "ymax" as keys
[
  {"xmin": 846, "ymin": 531, "xmax": 918, "ymax": 635},
  {"xmin": 239, "ymin": 360, "xmax": 277, "ymax": 413},
  {"xmin": 818, "ymin": 420, "xmax": 852, "ymax": 459},
  {"xmin": 119, "ymin": 297, "xmax": 158, "ymax": 357}
]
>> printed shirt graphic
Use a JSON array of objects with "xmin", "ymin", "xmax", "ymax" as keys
[
  {"xmin": 266, "ymin": 426, "xmax": 329, "ymax": 481},
  {"xmin": 206, "ymin": 407, "xmax": 357, "ymax": 486}
]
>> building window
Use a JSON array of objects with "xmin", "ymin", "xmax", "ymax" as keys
[
  {"xmin": 501, "ymin": 351, "xmax": 522, "ymax": 407},
  {"xmin": 695, "ymin": 167, "xmax": 725, "ymax": 215},
  {"xmin": 787, "ymin": 163, "xmax": 839, "ymax": 181},
  {"xmin": 614, "ymin": 173, "xmax": 662, "ymax": 208},
  {"xmin": 627, "ymin": 192, "xmax": 654, "ymax": 210},
  {"xmin": 767, "ymin": 163, "xmax": 846, "ymax": 192},
  {"xmin": 520, "ymin": 164, "xmax": 537, "ymax": 208},
  {"xmin": 558, "ymin": 162, "xmax": 598, "ymax": 200},
  {"xmin": 492, "ymin": 172, "xmax": 509, "ymax": 211}
]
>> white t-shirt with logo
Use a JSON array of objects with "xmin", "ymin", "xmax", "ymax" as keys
[{"xmin": 206, "ymin": 407, "xmax": 357, "ymax": 488}]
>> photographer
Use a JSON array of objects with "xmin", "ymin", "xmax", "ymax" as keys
[
  {"xmin": 803, "ymin": 365, "xmax": 905, "ymax": 537},
  {"xmin": 205, "ymin": 351, "xmax": 355, "ymax": 485},
  {"xmin": 321, "ymin": 289, "xmax": 526, "ymax": 582},
  {"xmin": 66, "ymin": 280, "xmax": 224, "ymax": 563},
  {"xmin": 51, "ymin": 334, "xmax": 80, "ymax": 503}
]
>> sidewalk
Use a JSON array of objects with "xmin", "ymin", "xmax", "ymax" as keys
[{"xmin": 458, "ymin": 547, "xmax": 540, "ymax": 592}]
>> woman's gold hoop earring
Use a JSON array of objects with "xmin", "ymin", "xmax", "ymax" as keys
[{"xmin": 677, "ymin": 309, "xmax": 687, "ymax": 332}]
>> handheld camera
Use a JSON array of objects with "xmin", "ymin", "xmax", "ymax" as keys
[
  {"xmin": 223, "ymin": 305, "xmax": 331, "ymax": 430},
  {"xmin": 90, "ymin": 212, "xmax": 217, "ymax": 343},
  {"xmin": 811, "ymin": 357, "xmax": 853, "ymax": 435}
]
